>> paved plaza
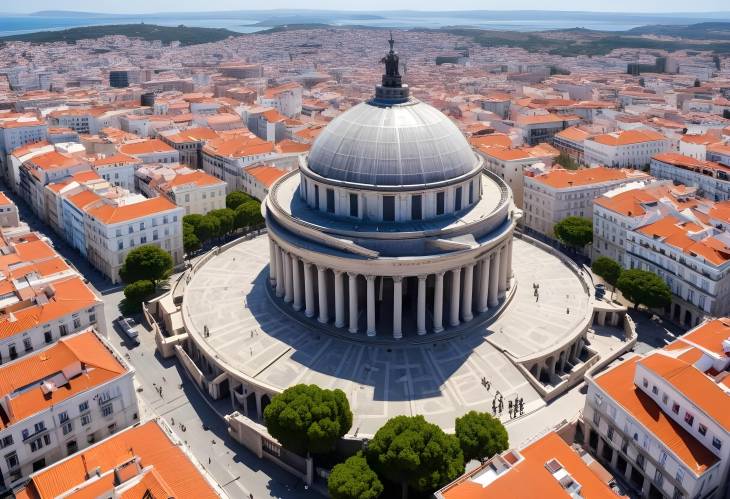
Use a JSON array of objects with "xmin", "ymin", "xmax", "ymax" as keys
[{"xmin": 183, "ymin": 235, "xmax": 594, "ymax": 436}]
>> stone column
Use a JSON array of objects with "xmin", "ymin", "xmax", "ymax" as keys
[
  {"xmin": 450, "ymin": 268, "xmax": 461, "ymax": 327},
  {"xmin": 393, "ymin": 276, "xmax": 403, "ymax": 339},
  {"xmin": 348, "ymin": 273, "xmax": 358, "ymax": 333},
  {"xmin": 366, "ymin": 276, "xmax": 376, "ymax": 337},
  {"xmin": 478, "ymin": 256, "xmax": 490, "ymax": 312},
  {"xmin": 317, "ymin": 266, "xmax": 329, "ymax": 324},
  {"xmin": 292, "ymin": 256, "xmax": 302, "ymax": 311},
  {"xmin": 498, "ymin": 246, "xmax": 508, "ymax": 298},
  {"xmin": 334, "ymin": 271, "xmax": 345, "ymax": 328},
  {"xmin": 433, "ymin": 272, "xmax": 444, "ymax": 333},
  {"xmin": 417, "ymin": 275, "xmax": 427, "ymax": 335},
  {"xmin": 268, "ymin": 239, "xmax": 277, "ymax": 286},
  {"xmin": 461, "ymin": 264, "xmax": 474, "ymax": 322},
  {"xmin": 304, "ymin": 262, "xmax": 315, "ymax": 318},
  {"xmin": 275, "ymin": 247, "xmax": 284, "ymax": 297},
  {"xmin": 283, "ymin": 252, "xmax": 293, "ymax": 303},
  {"xmin": 506, "ymin": 240, "xmax": 514, "ymax": 288},
  {"xmin": 488, "ymin": 251, "xmax": 500, "ymax": 308}
]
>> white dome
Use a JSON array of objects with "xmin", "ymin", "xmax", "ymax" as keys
[{"xmin": 306, "ymin": 99, "xmax": 479, "ymax": 187}]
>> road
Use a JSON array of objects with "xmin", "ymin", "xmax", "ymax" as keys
[{"xmin": 0, "ymin": 183, "xmax": 320, "ymax": 499}]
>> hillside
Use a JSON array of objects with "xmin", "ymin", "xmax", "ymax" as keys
[
  {"xmin": 0, "ymin": 24, "xmax": 242, "ymax": 46},
  {"xmin": 438, "ymin": 22, "xmax": 730, "ymax": 57}
]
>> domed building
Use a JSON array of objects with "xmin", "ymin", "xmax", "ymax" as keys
[{"xmin": 265, "ymin": 37, "xmax": 518, "ymax": 339}]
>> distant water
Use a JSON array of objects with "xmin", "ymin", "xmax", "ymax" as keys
[{"xmin": 1, "ymin": 12, "xmax": 729, "ymax": 37}]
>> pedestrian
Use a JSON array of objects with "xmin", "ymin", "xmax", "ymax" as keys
[
  {"xmin": 208, "ymin": 457, "xmax": 211, "ymax": 464},
  {"xmin": 486, "ymin": 381, "xmax": 491, "ymax": 391},
  {"xmin": 566, "ymin": 307, "xmax": 570, "ymax": 315}
]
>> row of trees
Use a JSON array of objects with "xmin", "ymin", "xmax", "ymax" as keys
[
  {"xmin": 263, "ymin": 384, "xmax": 508, "ymax": 499},
  {"xmin": 592, "ymin": 256, "xmax": 672, "ymax": 310},
  {"xmin": 182, "ymin": 191, "xmax": 263, "ymax": 253}
]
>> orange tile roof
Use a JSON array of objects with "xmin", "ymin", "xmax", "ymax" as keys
[
  {"xmin": 653, "ymin": 152, "xmax": 730, "ymax": 174},
  {"xmin": 516, "ymin": 113, "xmax": 582, "ymax": 126},
  {"xmin": 86, "ymin": 196, "xmax": 179, "ymax": 225},
  {"xmin": 245, "ymin": 164, "xmax": 287, "ymax": 188},
  {"xmin": 529, "ymin": 166, "xmax": 647, "ymax": 189},
  {"xmin": 67, "ymin": 190, "xmax": 102, "ymax": 211},
  {"xmin": 442, "ymin": 432, "xmax": 620, "ymax": 499},
  {"xmin": 0, "ymin": 191, "xmax": 13, "ymax": 206},
  {"xmin": 263, "ymin": 82, "xmax": 301, "ymax": 98},
  {"xmin": 90, "ymin": 153, "xmax": 142, "ymax": 167},
  {"xmin": 204, "ymin": 132, "xmax": 274, "ymax": 158},
  {"xmin": 163, "ymin": 170, "xmax": 225, "ymax": 190},
  {"xmin": 0, "ymin": 276, "xmax": 100, "ymax": 340},
  {"xmin": 0, "ymin": 330, "xmax": 125, "ymax": 427},
  {"xmin": 637, "ymin": 216, "xmax": 730, "ymax": 266},
  {"xmin": 18, "ymin": 421, "xmax": 218, "ymax": 499},
  {"xmin": 595, "ymin": 358, "xmax": 718, "ymax": 475},
  {"xmin": 11, "ymin": 140, "xmax": 51, "ymax": 157},
  {"xmin": 275, "ymin": 139, "xmax": 310, "ymax": 154},
  {"xmin": 28, "ymin": 151, "xmax": 84, "ymax": 171},
  {"xmin": 470, "ymin": 134, "xmax": 513, "ymax": 149},
  {"xmin": 118, "ymin": 139, "xmax": 176, "ymax": 156},
  {"xmin": 164, "ymin": 127, "xmax": 219, "ymax": 144},
  {"xmin": 591, "ymin": 129, "xmax": 667, "ymax": 147},
  {"xmin": 554, "ymin": 126, "xmax": 592, "ymax": 143}
]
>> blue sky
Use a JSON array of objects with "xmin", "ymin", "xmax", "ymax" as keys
[{"xmin": 4, "ymin": 1, "xmax": 728, "ymax": 13}]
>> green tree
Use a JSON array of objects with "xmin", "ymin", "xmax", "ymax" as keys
[
  {"xmin": 183, "ymin": 223, "xmax": 201, "ymax": 254},
  {"xmin": 226, "ymin": 191, "xmax": 255, "ymax": 210},
  {"xmin": 366, "ymin": 415, "xmax": 464, "ymax": 499},
  {"xmin": 195, "ymin": 214, "xmax": 220, "ymax": 243},
  {"xmin": 557, "ymin": 151, "xmax": 580, "ymax": 170},
  {"xmin": 554, "ymin": 216, "xmax": 593, "ymax": 249},
  {"xmin": 263, "ymin": 384, "xmax": 352, "ymax": 456},
  {"xmin": 209, "ymin": 208, "xmax": 235, "ymax": 236},
  {"xmin": 455, "ymin": 411, "xmax": 509, "ymax": 463},
  {"xmin": 592, "ymin": 256, "xmax": 622, "ymax": 298},
  {"xmin": 616, "ymin": 269, "xmax": 671, "ymax": 310},
  {"xmin": 234, "ymin": 200, "xmax": 263, "ymax": 230},
  {"xmin": 328, "ymin": 453, "xmax": 383, "ymax": 499},
  {"xmin": 119, "ymin": 245, "xmax": 173, "ymax": 287},
  {"xmin": 182, "ymin": 213, "xmax": 204, "ymax": 230},
  {"xmin": 123, "ymin": 279, "xmax": 155, "ymax": 307}
]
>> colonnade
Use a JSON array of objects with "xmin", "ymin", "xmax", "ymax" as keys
[
  {"xmin": 528, "ymin": 336, "xmax": 586, "ymax": 384},
  {"xmin": 268, "ymin": 238, "xmax": 513, "ymax": 338}
]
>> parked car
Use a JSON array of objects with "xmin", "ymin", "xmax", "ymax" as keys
[{"xmin": 115, "ymin": 316, "xmax": 139, "ymax": 344}]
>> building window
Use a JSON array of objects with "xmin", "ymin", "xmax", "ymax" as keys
[
  {"xmin": 672, "ymin": 403, "xmax": 680, "ymax": 414},
  {"xmin": 0, "ymin": 436, "xmax": 13, "ymax": 449},
  {"xmin": 81, "ymin": 414, "xmax": 92, "ymax": 426},
  {"xmin": 5, "ymin": 451, "xmax": 19, "ymax": 469},
  {"xmin": 314, "ymin": 185, "xmax": 320, "ymax": 210},
  {"xmin": 642, "ymin": 378, "xmax": 648, "ymax": 388},
  {"xmin": 654, "ymin": 470, "xmax": 663, "ymax": 486},
  {"xmin": 73, "ymin": 318, "xmax": 81, "ymax": 329},
  {"xmin": 101, "ymin": 404, "xmax": 113, "ymax": 417},
  {"xmin": 607, "ymin": 426, "xmax": 614, "ymax": 441},
  {"xmin": 44, "ymin": 331, "xmax": 52, "ymax": 344},
  {"xmin": 592, "ymin": 411, "xmax": 600, "ymax": 425},
  {"xmin": 662, "ymin": 394, "xmax": 668, "ymax": 405},
  {"xmin": 684, "ymin": 412, "xmax": 694, "ymax": 426},
  {"xmin": 58, "ymin": 411, "xmax": 68, "ymax": 424},
  {"xmin": 62, "ymin": 422, "xmax": 73, "ymax": 435},
  {"xmin": 636, "ymin": 453, "xmax": 645, "ymax": 470},
  {"xmin": 698, "ymin": 424, "xmax": 707, "ymax": 436},
  {"xmin": 659, "ymin": 451, "xmax": 667, "ymax": 465},
  {"xmin": 382, "ymin": 196, "xmax": 395, "ymax": 222},
  {"xmin": 436, "ymin": 192, "xmax": 445, "ymax": 215},
  {"xmin": 455, "ymin": 186, "xmax": 463, "ymax": 211},
  {"xmin": 651, "ymin": 385, "xmax": 658, "ymax": 395},
  {"xmin": 469, "ymin": 181, "xmax": 474, "ymax": 204},
  {"xmin": 349, "ymin": 193, "xmax": 358, "ymax": 218},
  {"xmin": 118, "ymin": 241, "xmax": 124, "ymax": 251},
  {"xmin": 79, "ymin": 401, "xmax": 89, "ymax": 413},
  {"xmin": 59, "ymin": 324, "xmax": 68, "ymax": 336},
  {"xmin": 326, "ymin": 188, "xmax": 335, "ymax": 213},
  {"xmin": 411, "ymin": 195, "xmax": 422, "ymax": 221},
  {"xmin": 23, "ymin": 338, "xmax": 33, "ymax": 352},
  {"xmin": 712, "ymin": 437, "xmax": 722, "ymax": 450}
]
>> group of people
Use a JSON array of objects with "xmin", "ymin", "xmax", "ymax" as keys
[{"xmin": 491, "ymin": 390, "xmax": 525, "ymax": 420}]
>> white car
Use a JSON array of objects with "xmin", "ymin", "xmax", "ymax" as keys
[{"xmin": 115, "ymin": 317, "xmax": 140, "ymax": 344}]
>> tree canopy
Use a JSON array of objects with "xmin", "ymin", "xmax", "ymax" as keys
[
  {"xmin": 234, "ymin": 201, "xmax": 263, "ymax": 230},
  {"xmin": 328, "ymin": 453, "xmax": 383, "ymax": 499},
  {"xmin": 366, "ymin": 415, "xmax": 464, "ymax": 498},
  {"xmin": 455, "ymin": 411, "xmax": 509, "ymax": 463},
  {"xmin": 182, "ymin": 213, "xmax": 204, "ymax": 230},
  {"xmin": 616, "ymin": 269, "xmax": 671, "ymax": 310},
  {"xmin": 592, "ymin": 256, "xmax": 622, "ymax": 288},
  {"xmin": 123, "ymin": 279, "xmax": 155, "ymax": 308},
  {"xmin": 226, "ymin": 191, "xmax": 256, "ymax": 210},
  {"xmin": 208, "ymin": 208, "xmax": 235, "ymax": 236},
  {"xmin": 263, "ymin": 384, "xmax": 352, "ymax": 456},
  {"xmin": 195, "ymin": 215, "xmax": 220, "ymax": 243},
  {"xmin": 182, "ymin": 223, "xmax": 201, "ymax": 254},
  {"xmin": 119, "ymin": 245, "xmax": 173, "ymax": 286},
  {"xmin": 554, "ymin": 216, "xmax": 593, "ymax": 248}
]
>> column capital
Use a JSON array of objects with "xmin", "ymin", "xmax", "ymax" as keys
[
  {"xmin": 316, "ymin": 264, "xmax": 327, "ymax": 273},
  {"xmin": 465, "ymin": 262, "xmax": 476, "ymax": 269},
  {"xmin": 334, "ymin": 269, "xmax": 343, "ymax": 276},
  {"xmin": 347, "ymin": 272, "xmax": 359, "ymax": 279},
  {"xmin": 435, "ymin": 271, "xmax": 446, "ymax": 278},
  {"xmin": 365, "ymin": 275, "xmax": 376, "ymax": 282},
  {"xmin": 303, "ymin": 261, "xmax": 313, "ymax": 269},
  {"xmin": 417, "ymin": 274, "xmax": 427, "ymax": 281},
  {"xmin": 392, "ymin": 275, "xmax": 403, "ymax": 283},
  {"xmin": 451, "ymin": 267, "xmax": 461, "ymax": 275}
]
